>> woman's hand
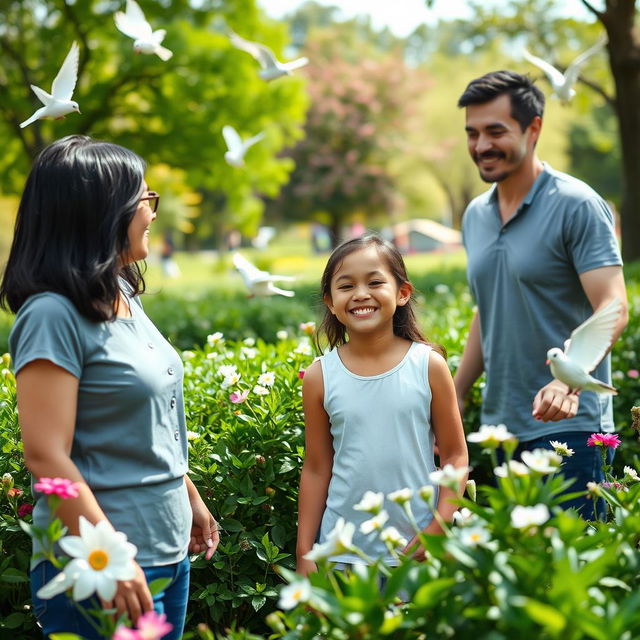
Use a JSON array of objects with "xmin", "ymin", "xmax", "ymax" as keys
[
  {"xmin": 295, "ymin": 556, "xmax": 317, "ymax": 577},
  {"xmin": 103, "ymin": 561, "xmax": 153, "ymax": 624},
  {"xmin": 189, "ymin": 495, "xmax": 220, "ymax": 560}
]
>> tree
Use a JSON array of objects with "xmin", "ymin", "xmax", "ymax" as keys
[{"xmin": 0, "ymin": 1, "xmax": 308, "ymax": 243}]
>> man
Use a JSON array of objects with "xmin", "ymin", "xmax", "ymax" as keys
[{"xmin": 454, "ymin": 70, "xmax": 628, "ymax": 516}]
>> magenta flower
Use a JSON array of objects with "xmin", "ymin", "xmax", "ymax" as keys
[
  {"xmin": 628, "ymin": 369, "xmax": 639, "ymax": 379},
  {"xmin": 298, "ymin": 369, "xmax": 306, "ymax": 379},
  {"xmin": 586, "ymin": 433, "xmax": 621, "ymax": 449},
  {"xmin": 113, "ymin": 627, "xmax": 140, "ymax": 640},
  {"xmin": 17, "ymin": 503, "xmax": 34, "ymax": 518},
  {"xmin": 137, "ymin": 611, "xmax": 173, "ymax": 639},
  {"xmin": 33, "ymin": 477, "xmax": 80, "ymax": 499},
  {"xmin": 229, "ymin": 389, "xmax": 249, "ymax": 404}
]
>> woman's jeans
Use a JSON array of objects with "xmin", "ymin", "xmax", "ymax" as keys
[{"xmin": 30, "ymin": 555, "xmax": 190, "ymax": 639}]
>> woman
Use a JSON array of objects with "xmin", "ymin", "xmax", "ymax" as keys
[{"xmin": 0, "ymin": 135, "xmax": 217, "ymax": 638}]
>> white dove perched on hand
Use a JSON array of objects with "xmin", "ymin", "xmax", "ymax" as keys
[
  {"xmin": 222, "ymin": 126, "xmax": 265, "ymax": 168},
  {"xmin": 228, "ymin": 31, "xmax": 309, "ymax": 81},
  {"xmin": 233, "ymin": 253, "xmax": 295, "ymax": 298},
  {"xmin": 114, "ymin": 0, "xmax": 173, "ymax": 61},
  {"xmin": 546, "ymin": 297, "xmax": 622, "ymax": 395},
  {"xmin": 523, "ymin": 37, "xmax": 607, "ymax": 104},
  {"xmin": 20, "ymin": 41, "xmax": 81, "ymax": 129}
]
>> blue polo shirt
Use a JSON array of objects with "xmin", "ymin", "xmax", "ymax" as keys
[
  {"xmin": 462, "ymin": 163, "xmax": 622, "ymax": 440},
  {"xmin": 10, "ymin": 291, "xmax": 191, "ymax": 567}
]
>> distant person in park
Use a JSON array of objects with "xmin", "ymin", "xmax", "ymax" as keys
[
  {"xmin": 453, "ymin": 71, "xmax": 628, "ymax": 517},
  {"xmin": 0, "ymin": 135, "xmax": 218, "ymax": 637},
  {"xmin": 161, "ymin": 229, "xmax": 181, "ymax": 278},
  {"xmin": 296, "ymin": 235, "xmax": 468, "ymax": 575}
]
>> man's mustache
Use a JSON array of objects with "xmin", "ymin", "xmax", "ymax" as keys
[{"xmin": 475, "ymin": 151, "xmax": 506, "ymax": 161}]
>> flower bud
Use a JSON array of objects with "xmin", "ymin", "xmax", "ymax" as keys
[
  {"xmin": 2, "ymin": 473, "xmax": 13, "ymax": 491},
  {"xmin": 465, "ymin": 479, "xmax": 477, "ymax": 502}
]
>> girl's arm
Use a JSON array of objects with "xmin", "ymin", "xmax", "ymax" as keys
[
  {"xmin": 406, "ymin": 351, "xmax": 469, "ymax": 558},
  {"xmin": 184, "ymin": 474, "xmax": 220, "ymax": 560},
  {"xmin": 296, "ymin": 360, "xmax": 333, "ymax": 576},
  {"xmin": 17, "ymin": 360, "xmax": 153, "ymax": 622}
]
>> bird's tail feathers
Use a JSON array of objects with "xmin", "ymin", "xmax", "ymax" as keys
[
  {"xmin": 20, "ymin": 113, "xmax": 40, "ymax": 129},
  {"xmin": 155, "ymin": 46, "xmax": 173, "ymax": 61},
  {"xmin": 272, "ymin": 286, "xmax": 295, "ymax": 297},
  {"xmin": 586, "ymin": 379, "xmax": 617, "ymax": 395}
]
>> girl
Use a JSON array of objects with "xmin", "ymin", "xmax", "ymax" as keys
[
  {"xmin": 296, "ymin": 235, "xmax": 468, "ymax": 574},
  {"xmin": 0, "ymin": 135, "xmax": 218, "ymax": 637}
]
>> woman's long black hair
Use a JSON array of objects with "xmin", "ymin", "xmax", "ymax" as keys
[
  {"xmin": 0, "ymin": 135, "xmax": 147, "ymax": 321},
  {"xmin": 315, "ymin": 234, "xmax": 445, "ymax": 356}
]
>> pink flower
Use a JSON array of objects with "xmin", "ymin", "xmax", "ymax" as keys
[
  {"xmin": 299, "ymin": 322, "xmax": 316, "ymax": 336},
  {"xmin": 33, "ymin": 477, "xmax": 80, "ymax": 499},
  {"xmin": 298, "ymin": 369, "xmax": 305, "ymax": 379},
  {"xmin": 628, "ymin": 369, "xmax": 639, "ymax": 379},
  {"xmin": 586, "ymin": 433, "xmax": 621, "ymax": 450},
  {"xmin": 137, "ymin": 611, "xmax": 173, "ymax": 639},
  {"xmin": 7, "ymin": 487, "xmax": 23, "ymax": 498},
  {"xmin": 17, "ymin": 503, "xmax": 34, "ymax": 518},
  {"xmin": 229, "ymin": 389, "xmax": 249, "ymax": 404},
  {"xmin": 113, "ymin": 626, "xmax": 141, "ymax": 640}
]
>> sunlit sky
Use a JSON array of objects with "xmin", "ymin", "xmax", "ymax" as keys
[{"xmin": 258, "ymin": 0, "xmax": 595, "ymax": 37}]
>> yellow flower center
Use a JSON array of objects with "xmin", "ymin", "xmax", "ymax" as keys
[
  {"xmin": 293, "ymin": 588, "xmax": 303, "ymax": 600},
  {"xmin": 88, "ymin": 549, "xmax": 109, "ymax": 571}
]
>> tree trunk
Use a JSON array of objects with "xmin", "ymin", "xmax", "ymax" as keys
[{"xmin": 596, "ymin": 0, "xmax": 640, "ymax": 261}]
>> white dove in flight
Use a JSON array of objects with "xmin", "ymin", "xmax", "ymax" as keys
[
  {"xmin": 114, "ymin": 0, "xmax": 173, "ymax": 61},
  {"xmin": 222, "ymin": 126, "xmax": 265, "ymax": 168},
  {"xmin": 20, "ymin": 41, "xmax": 81, "ymax": 129},
  {"xmin": 546, "ymin": 297, "xmax": 622, "ymax": 395},
  {"xmin": 233, "ymin": 252, "xmax": 295, "ymax": 298},
  {"xmin": 522, "ymin": 37, "xmax": 607, "ymax": 104},
  {"xmin": 228, "ymin": 31, "xmax": 309, "ymax": 81}
]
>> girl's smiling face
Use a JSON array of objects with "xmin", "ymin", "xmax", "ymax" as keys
[{"xmin": 324, "ymin": 246, "xmax": 411, "ymax": 334}]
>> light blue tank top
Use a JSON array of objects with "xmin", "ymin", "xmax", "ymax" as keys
[{"xmin": 319, "ymin": 341, "xmax": 438, "ymax": 564}]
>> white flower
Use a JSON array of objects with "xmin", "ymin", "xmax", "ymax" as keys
[
  {"xmin": 299, "ymin": 322, "xmax": 316, "ymax": 335},
  {"xmin": 623, "ymin": 466, "xmax": 640, "ymax": 481},
  {"xmin": 207, "ymin": 332, "xmax": 224, "ymax": 346},
  {"xmin": 276, "ymin": 330, "xmax": 288, "ymax": 340},
  {"xmin": 353, "ymin": 491, "xmax": 384, "ymax": 514},
  {"xmin": 521, "ymin": 449, "xmax": 562, "ymax": 474},
  {"xmin": 253, "ymin": 385, "xmax": 269, "ymax": 396},
  {"xmin": 217, "ymin": 364, "xmax": 238, "ymax": 378},
  {"xmin": 494, "ymin": 460, "xmax": 530, "ymax": 478},
  {"xmin": 293, "ymin": 341, "xmax": 313, "ymax": 356},
  {"xmin": 221, "ymin": 373, "xmax": 241, "ymax": 389},
  {"xmin": 243, "ymin": 337, "xmax": 256, "ymax": 347},
  {"xmin": 304, "ymin": 518, "xmax": 356, "ymax": 562},
  {"xmin": 380, "ymin": 526, "xmax": 407, "ymax": 549},
  {"xmin": 429, "ymin": 464, "xmax": 470, "ymax": 491},
  {"xmin": 418, "ymin": 485, "xmax": 435, "ymax": 503},
  {"xmin": 452, "ymin": 507, "xmax": 474, "ymax": 527},
  {"xmin": 241, "ymin": 347, "xmax": 257, "ymax": 360},
  {"xmin": 257, "ymin": 372, "xmax": 276, "ymax": 387},
  {"xmin": 467, "ymin": 424, "xmax": 515, "ymax": 448},
  {"xmin": 360, "ymin": 510, "xmax": 389, "ymax": 534},
  {"xmin": 387, "ymin": 488, "xmax": 412, "ymax": 505},
  {"xmin": 186, "ymin": 430, "xmax": 200, "ymax": 441},
  {"xmin": 549, "ymin": 441, "xmax": 575, "ymax": 457},
  {"xmin": 206, "ymin": 352, "xmax": 218, "ymax": 360},
  {"xmin": 37, "ymin": 516, "xmax": 137, "ymax": 602},
  {"xmin": 278, "ymin": 579, "xmax": 312, "ymax": 610},
  {"xmin": 434, "ymin": 284, "xmax": 450, "ymax": 294},
  {"xmin": 459, "ymin": 525, "xmax": 491, "ymax": 547},
  {"xmin": 181, "ymin": 350, "xmax": 196, "ymax": 360},
  {"xmin": 510, "ymin": 504, "xmax": 550, "ymax": 529}
]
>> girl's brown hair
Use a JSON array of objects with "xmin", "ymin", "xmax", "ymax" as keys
[{"xmin": 315, "ymin": 234, "xmax": 445, "ymax": 356}]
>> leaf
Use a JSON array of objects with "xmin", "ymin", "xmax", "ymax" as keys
[
  {"xmin": 0, "ymin": 567, "xmax": 29, "ymax": 583},
  {"xmin": 413, "ymin": 577, "xmax": 457, "ymax": 608},
  {"xmin": 521, "ymin": 598, "xmax": 566, "ymax": 632},
  {"xmin": 147, "ymin": 577, "xmax": 172, "ymax": 596},
  {"xmin": 251, "ymin": 595, "xmax": 267, "ymax": 611},
  {"xmin": 2, "ymin": 613, "xmax": 25, "ymax": 629}
]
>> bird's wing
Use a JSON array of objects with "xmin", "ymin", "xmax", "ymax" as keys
[
  {"xmin": 30, "ymin": 84, "xmax": 53, "ymax": 106},
  {"xmin": 114, "ymin": 0, "xmax": 153, "ymax": 40},
  {"xmin": 229, "ymin": 31, "xmax": 277, "ymax": 69},
  {"xmin": 268, "ymin": 284, "xmax": 295, "ymax": 298},
  {"xmin": 565, "ymin": 297, "xmax": 622, "ymax": 372},
  {"xmin": 233, "ymin": 252, "xmax": 265, "ymax": 283},
  {"xmin": 51, "ymin": 41, "xmax": 79, "ymax": 100},
  {"xmin": 522, "ymin": 48, "xmax": 566, "ymax": 87},
  {"xmin": 243, "ymin": 131, "xmax": 265, "ymax": 150},
  {"xmin": 151, "ymin": 29, "xmax": 167, "ymax": 44},
  {"xmin": 281, "ymin": 56, "xmax": 309, "ymax": 72},
  {"xmin": 564, "ymin": 37, "xmax": 607, "ymax": 86},
  {"xmin": 222, "ymin": 125, "xmax": 242, "ymax": 153}
]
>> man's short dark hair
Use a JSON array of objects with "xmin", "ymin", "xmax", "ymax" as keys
[{"xmin": 457, "ymin": 70, "xmax": 545, "ymax": 131}]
